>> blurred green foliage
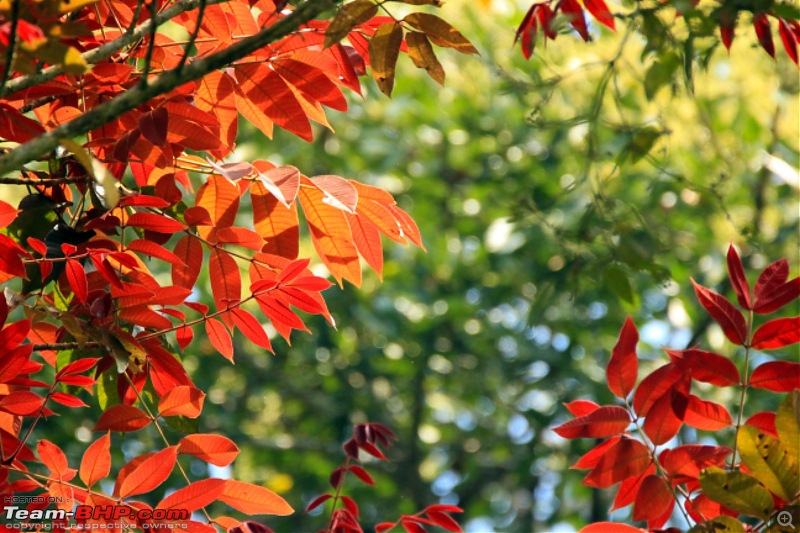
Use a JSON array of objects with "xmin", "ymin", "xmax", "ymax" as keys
[{"xmin": 48, "ymin": 2, "xmax": 798, "ymax": 531}]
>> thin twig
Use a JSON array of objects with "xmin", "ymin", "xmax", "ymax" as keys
[
  {"xmin": 139, "ymin": 0, "xmax": 160, "ymax": 86},
  {"xmin": 0, "ymin": 0, "xmax": 22, "ymax": 93},
  {"xmin": 177, "ymin": 0, "xmax": 206, "ymax": 70}
]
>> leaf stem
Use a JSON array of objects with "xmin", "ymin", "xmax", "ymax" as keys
[{"xmin": 729, "ymin": 309, "xmax": 754, "ymax": 471}]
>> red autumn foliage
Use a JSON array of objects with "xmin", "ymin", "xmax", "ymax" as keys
[{"xmin": 558, "ymin": 245, "xmax": 799, "ymax": 531}]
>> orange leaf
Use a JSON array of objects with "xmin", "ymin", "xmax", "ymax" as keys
[
  {"xmin": 606, "ymin": 316, "xmax": 638, "ymax": 399},
  {"xmin": 310, "ymin": 175, "xmax": 358, "ymax": 213},
  {"xmin": 219, "ymin": 479, "xmax": 293, "ymax": 516},
  {"xmin": 347, "ymin": 212, "xmax": 383, "ymax": 278},
  {"xmin": 119, "ymin": 446, "xmax": 178, "ymax": 499},
  {"xmin": 158, "ymin": 385, "xmax": 206, "ymax": 418},
  {"xmin": 273, "ymin": 57, "xmax": 347, "ymax": 112},
  {"xmin": 80, "ymin": 433, "xmax": 111, "ymax": 487},
  {"xmin": 206, "ymin": 318, "xmax": 234, "ymax": 362},
  {"xmin": 196, "ymin": 174, "xmax": 240, "ymax": 233},
  {"xmin": 94, "ymin": 404, "xmax": 152, "ymax": 432},
  {"xmin": 158, "ymin": 478, "xmax": 226, "ymax": 511},
  {"xmin": 231, "ymin": 309, "xmax": 272, "ymax": 351},
  {"xmin": 252, "ymin": 180, "xmax": 300, "ymax": 259},
  {"xmin": 196, "ymin": 72, "xmax": 237, "ymax": 157},
  {"xmin": 38, "ymin": 440, "xmax": 69, "ymax": 478},
  {"xmin": 216, "ymin": 227, "xmax": 265, "ymax": 251},
  {"xmin": 298, "ymin": 179, "xmax": 360, "ymax": 287},
  {"xmin": 234, "ymin": 64, "xmax": 311, "ymax": 141},
  {"xmin": 178, "ymin": 434, "xmax": 239, "ymax": 466}
]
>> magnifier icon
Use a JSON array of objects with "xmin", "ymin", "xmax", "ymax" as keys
[{"xmin": 778, "ymin": 510, "xmax": 795, "ymax": 529}]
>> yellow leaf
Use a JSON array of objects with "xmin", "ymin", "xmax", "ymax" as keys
[
  {"xmin": 406, "ymin": 31, "xmax": 445, "ymax": 85},
  {"xmin": 368, "ymin": 22, "xmax": 403, "ymax": 97},
  {"xmin": 403, "ymin": 13, "xmax": 478, "ymax": 55},
  {"xmin": 59, "ymin": 139, "xmax": 119, "ymax": 209},
  {"xmin": 324, "ymin": 0, "xmax": 378, "ymax": 49}
]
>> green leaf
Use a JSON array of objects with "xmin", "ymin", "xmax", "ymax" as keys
[
  {"xmin": 96, "ymin": 369, "xmax": 119, "ymax": 412},
  {"xmin": 737, "ymin": 426, "xmax": 799, "ymax": 501},
  {"xmin": 644, "ymin": 53, "xmax": 680, "ymax": 100},
  {"xmin": 604, "ymin": 264, "xmax": 634, "ymax": 304},
  {"xmin": 776, "ymin": 391, "xmax": 800, "ymax": 460},
  {"xmin": 699, "ymin": 467, "xmax": 773, "ymax": 518},
  {"xmin": 688, "ymin": 516, "xmax": 746, "ymax": 533},
  {"xmin": 165, "ymin": 415, "xmax": 200, "ymax": 434}
]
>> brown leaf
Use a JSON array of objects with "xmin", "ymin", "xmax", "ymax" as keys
[
  {"xmin": 368, "ymin": 22, "xmax": 404, "ymax": 97},
  {"xmin": 405, "ymin": 31, "xmax": 445, "ymax": 85}
]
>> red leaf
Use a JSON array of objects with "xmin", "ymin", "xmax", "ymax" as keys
[
  {"xmin": 754, "ymin": 259, "xmax": 788, "ymax": 300},
  {"xmin": 94, "ymin": 404, "xmax": 152, "ymax": 432},
  {"xmin": 642, "ymin": 387, "xmax": 687, "ymax": 445},
  {"xmin": 660, "ymin": 444, "xmax": 730, "ymax": 480},
  {"xmin": 158, "ymin": 385, "xmax": 205, "ymax": 418},
  {"xmin": 158, "ymin": 478, "xmax": 226, "ymax": 512},
  {"xmin": 427, "ymin": 510, "xmax": 461, "ymax": 532},
  {"xmin": 632, "ymin": 475, "xmax": 673, "ymax": 525},
  {"xmin": 583, "ymin": 436, "xmax": 652, "ymax": 488},
  {"xmin": 691, "ymin": 279, "xmax": 747, "ymax": 345},
  {"xmin": 666, "ymin": 348, "xmax": 740, "ymax": 386},
  {"xmin": 0, "ymin": 391, "xmax": 44, "ymax": 415},
  {"xmin": 685, "ymin": 494, "xmax": 738, "ymax": 523},
  {"xmin": 348, "ymin": 465, "xmax": 374, "ymax": 486},
  {"xmin": 65, "ymin": 259, "xmax": 88, "ymax": 304},
  {"xmin": 583, "ymin": 0, "xmax": 615, "ymax": 30},
  {"xmin": 172, "ymin": 235, "xmax": 203, "ymax": 289},
  {"xmin": 753, "ymin": 277, "xmax": 800, "ymax": 314},
  {"xmin": 515, "ymin": 4, "xmax": 538, "ymax": 59},
  {"xmin": 50, "ymin": 391, "xmax": 88, "ymax": 408},
  {"xmin": 744, "ymin": 411, "xmax": 778, "ymax": 437},
  {"xmin": 0, "ymin": 199, "xmax": 18, "ymax": 228},
  {"xmin": 560, "ymin": 0, "xmax": 589, "ymax": 41},
  {"xmin": 0, "ymin": 104, "xmax": 46, "ymax": 143},
  {"xmin": 753, "ymin": 13, "xmax": 775, "ymax": 58},
  {"xmin": 360, "ymin": 441, "xmax": 388, "ymax": 460},
  {"xmin": 553, "ymin": 405, "xmax": 630, "ymax": 439},
  {"xmin": 209, "ymin": 249, "xmax": 241, "ymax": 324},
  {"xmin": 127, "ymin": 239, "xmax": 185, "ymax": 267},
  {"xmin": 219, "ymin": 479, "xmax": 293, "ymax": 516},
  {"xmin": 126, "ymin": 212, "xmax": 187, "ymax": 234},
  {"xmin": 606, "ymin": 316, "xmax": 638, "ymax": 399},
  {"xmin": 139, "ymin": 107, "xmax": 169, "ymax": 146},
  {"xmin": 400, "ymin": 520, "xmax": 427, "ymax": 533},
  {"xmin": 683, "ymin": 395, "xmax": 733, "ymax": 430},
  {"xmin": 119, "ymin": 446, "xmax": 177, "ymax": 498},
  {"xmin": 611, "ymin": 464, "xmax": 655, "ymax": 511},
  {"xmin": 80, "ymin": 433, "xmax": 111, "ymax": 487},
  {"xmin": 177, "ymin": 324, "xmax": 194, "ymax": 350},
  {"xmin": 206, "ymin": 318, "xmax": 234, "ymax": 362},
  {"xmin": 778, "ymin": 18, "xmax": 799, "ymax": 65},
  {"xmin": 341, "ymin": 495, "xmax": 359, "ymax": 518},
  {"xmin": 749, "ymin": 361, "xmax": 800, "ymax": 392},
  {"xmin": 305, "ymin": 493, "xmax": 331, "ymax": 513},
  {"xmin": 376, "ymin": 523, "xmax": 396, "ymax": 533},
  {"xmin": 57, "ymin": 357, "xmax": 101, "ymax": 377},
  {"xmin": 727, "ymin": 245, "xmax": 751, "ymax": 309},
  {"xmin": 752, "ymin": 317, "xmax": 800, "ymax": 350},
  {"xmin": 572, "ymin": 436, "xmax": 621, "ymax": 470},
  {"xmin": 580, "ymin": 523, "xmax": 645, "ymax": 533},
  {"xmin": 178, "ymin": 434, "xmax": 239, "ymax": 466},
  {"xmin": 563, "ymin": 399, "xmax": 600, "ymax": 417}
]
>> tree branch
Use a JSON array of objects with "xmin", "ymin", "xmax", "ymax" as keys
[{"xmin": 0, "ymin": 0, "xmax": 338, "ymax": 176}]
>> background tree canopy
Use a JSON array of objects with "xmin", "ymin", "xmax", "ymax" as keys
[
  {"xmin": 166, "ymin": 3, "xmax": 797, "ymax": 531},
  {"xmin": 1, "ymin": 0, "xmax": 797, "ymax": 531}
]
